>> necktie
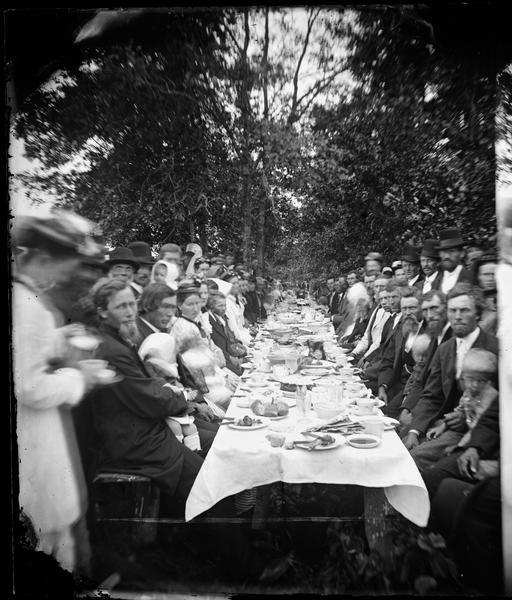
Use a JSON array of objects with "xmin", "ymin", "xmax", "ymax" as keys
[{"xmin": 456, "ymin": 338, "xmax": 468, "ymax": 379}]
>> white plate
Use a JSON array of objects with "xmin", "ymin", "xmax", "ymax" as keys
[
  {"xmin": 241, "ymin": 362, "xmax": 254, "ymax": 369},
  {"xmin": 235, "ymin": 398, "xmax": 252, "ymax": 408},
  {"xmin": 300, "ymin": 360, "xmax": 332, "ymax": 369},
  {"xmin": 300, "ymin": 368, "xmax": 331, "ymax": 377},
  {"xmin": 228, "ymin": 421, "xmax": 268, "ymax": 431},
  {"xmin": 351, "ymin": 406, "xmax": 384, "ymax": 417},
  {"xmin": 350, "ymin": 415, "xmax": 398, "ymax": 430},
  {"xmin": 294, "ymin": 437, "xmax": 344, "ymax": 451},
  {"xmin": 346, "ymin": 434, "xmax": 381, "ymax": 449},
  {"xmin": 96, "ymin": 369, "xmax": 123, "ymax": 384}
]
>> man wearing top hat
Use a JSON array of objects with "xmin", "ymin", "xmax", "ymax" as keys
[
  {"xmin": 419, "ymin": 239, "xmax": 442, "ymax": 294},
  {"xmin": 104, "ymin": 246, "xmax": 140, "ymax": 285},
  {"xmin": 438, "ymin": 227, "xmax": 473, "ymax": 294},
  {"xmin": 128, "ymin": 241, "xmax": 155, "ymax": 300},
  {"xmin": 401, "ymin": 244, "xmax": 424, "ymax": 289}
]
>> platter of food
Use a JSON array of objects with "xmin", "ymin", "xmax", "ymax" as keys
[
  {"xmin": 346, "ymin": 434, "xmax": 381, "ymax": 449},
  {"xmin": 228, "ymin": 416, "xmax": 268, "ymax": 430}
]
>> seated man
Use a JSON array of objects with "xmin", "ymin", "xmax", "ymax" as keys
[
  {"xmin": 88, "ymin": 279, "xmax": 203, "ymax": 515},
  {"xmin": 398, "ymin": 290, "xmax": 452, "ymax": 432},
  {"xmin": 378, "ymin": 288, "xmax": 424, "ymax": 418},
  {"xmin": 208, "ymin": 291, "xmax": 247, "ymax": 376},
  {"xmin": 410, "ymin": 348, "xmax": 498, "ymax": 469},
  {"xmin": 402, "ymin": 284, "xmax": 498, "ymax": 451}
]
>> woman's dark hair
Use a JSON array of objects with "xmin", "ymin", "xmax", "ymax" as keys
[
  {"xmin": 206, "ymin": 279, "xmax": 219, "ymax": 291},
  {"xmin": 139, "ymin": 282, "xmax": 175, "ymax": 314},
  {"xmin": 176, "ymin": 279, "xmax": 201, "ymax": 304}
]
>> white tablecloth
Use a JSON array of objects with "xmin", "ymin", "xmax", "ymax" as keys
[
  {"xmin": 185, "ymin": 319, "xmax": 430, "ymax": 526},
  {"xmin": 185, "ymin": 402, "xmax": 429, "ymax": 525}
]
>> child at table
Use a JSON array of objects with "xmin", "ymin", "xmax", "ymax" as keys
[
  {"xmin": 138, "ymin": 333, "xmax": 201, "ymax": 450},
  {"xmin": 409, "ymin": 348, "xmax": 498, "ymax": 471}
]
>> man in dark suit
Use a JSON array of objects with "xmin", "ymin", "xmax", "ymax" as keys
[
  {"xmin": 362, "ymin": 282, "xmax": 403, "ymax": 394},
  {"xmin": 378, "ymin": 288, "xmax": 425, "ymax": 418},
  {"xmin": 88, "ymin": 279, "xmax": 203, "ymax": 514},
  {"xmin": 398, "ymin": 290, "xmax": 453, "ymax": 430},
  {"xmin": 128, "ymin": 240, "xmax": 154, "ymax": 301},
  {"xmin": 137, "ymin": 282, "xmax": 177, "ymax": 336},
  {"xmin": 419, "ymin": 239, "xmax": 443, "ymax": 294},
  {"xmin": 401, "ymin": 243, "xmax": 424, "ymax": 289},
  {"xmin": 403, "ymin": 284, "xmax": 498, "ymax": 451},
  {"xmin": 328, "ymin": 278, "xmax": 341, "ymax": 315},
  {"xmin": 244, "ymin": 277, "xmax": 267, "ymax": 324},
  {"xmin": 208, "ymin": 291, "xmax": 246, "ymax": 376},
  {"xmin": 438, "ymin": 227, "xmax": 474, "ymax": 294}
]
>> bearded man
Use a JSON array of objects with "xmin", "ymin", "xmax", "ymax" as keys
[
  {"xmin": 377, "ymin": 288, "xmax": 425, "ymax": 418},
  {"xmin": 88, "ymin": 279, "xmax": 203, "ymax": 516},
  {"xmin": 398, "ymin": 290, "xmax": 453, "ymax": 430}
]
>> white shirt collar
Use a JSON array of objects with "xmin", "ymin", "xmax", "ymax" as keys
[
  {"xmin": 409, "ymin": 273, "xmax": 420, "ymax": 286},
  {"xmin": 131, "ymin": 281, "xmax": 143, "ymax": 294},
  {"xmin": 441, "ymin": 264, "xmax": 463, "ymax": 293},
  {"xmin": 457, "ymin": 326, "xmax": 480, "ymax": 350}
]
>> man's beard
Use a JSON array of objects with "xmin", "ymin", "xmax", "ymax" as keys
[
  {"xmin": 402, "ymin": 315, "xmax": 419, "ymax": 337},
  {"xmin": 427, "ymin": 318, "xmax": 445, "ymax": 337},
  {"xmin": 119, "ymin": 321, "xmax": 143, "ymax": 347}
]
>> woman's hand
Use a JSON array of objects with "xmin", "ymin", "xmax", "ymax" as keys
[
  {"xmin": 457, "ymin": 447, "xmax": 480, "ymax": 479},
  {"xmin": 426, "ymin": 423, "xmax": 446, "ymax": 440}
]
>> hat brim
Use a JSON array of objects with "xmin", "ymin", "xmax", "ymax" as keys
[
  {"xmin": 104, "ymin": 259, "xmax": 140, "ymax": 270},
  {"xmin": 437, "ymin": 239, "xmax": 464, "ymax": 250},
  {"xmin": 401, "ymin": 255, "xmax": 420, "ymax": 263}
]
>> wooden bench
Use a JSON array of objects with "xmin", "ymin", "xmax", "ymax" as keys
[{"xmin": 92, "ymin": 472, "xmax": 161, "ymax": 547}]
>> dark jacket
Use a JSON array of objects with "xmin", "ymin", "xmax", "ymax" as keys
[
  {"xmin": 402, "ymin": 325, "xmax": 453, "ymax": 412},
  {"xmin": 244, "ymin": 290, "xmax": 267, "ymax": 323},
  {"xmin": 465, "ymin": 397, "xmax": 500, "ymax": 459},
  {"xmin": 209, "ymin": 313, "xmax": 244, "ymax": 375},
  {"xmin": 90, "ymin": 323, "xmax": 192, "ymax": 496},
  {"xmin": 410, "ymin": 328, "xmax": 498, "ymax": 435}
]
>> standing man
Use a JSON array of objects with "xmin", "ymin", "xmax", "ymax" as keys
[
  {"xmin": 402, "ymin": 284, "xmax": 498, "ymax": 451},
  {"xmin": 128, "ymin": 241, "xmax": 154, "ymax": 300},
  {"xmin": 438, "ymin": 228, "xmax": 473, "ymax": 294},
  {"xmin": 104, "ymin": 247, "xmax": 139, "ymax": 284},
  {"xmin": 419, "ymin": 239, "xmax": 442, "ymax": 294},
  {"xmin": 401, "ymin": 244, "xmax": 423, "ymax": 288}
]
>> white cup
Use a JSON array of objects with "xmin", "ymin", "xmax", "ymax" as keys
[{"xmin": 364, "ymin": 418, "xmax": 384, "ymax": 439}]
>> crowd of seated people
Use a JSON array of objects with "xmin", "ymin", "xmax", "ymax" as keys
[
  {"xmin": 12, "ymin": 212, "xmax": 282, "ymax": 576},
  {"xmin": 312, "ymin": 227, "xmax": 501, "ymax": 589},
  {"xmin": 13, "ymin": 211, "xmax": 502, "ymax": 589}
]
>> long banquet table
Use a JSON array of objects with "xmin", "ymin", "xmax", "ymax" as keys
[{"xmin": 185, "ymin": 308, "xmax": 430, "ymax": 527}]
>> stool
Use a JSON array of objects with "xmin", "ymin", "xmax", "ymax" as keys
[{"xmin": 92, "ymin": 473, "xmax": 161, "ymax": 548}]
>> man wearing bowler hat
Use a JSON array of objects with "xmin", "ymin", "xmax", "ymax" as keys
[
  {"xmin": 104, "ymin": 247, "xmax": 139, "ymax": 285},
  {"xmin": 419, "ymin": 239, "xmax": 442, "ymax": 294},
  {"xmin": 401, "ymin": 244, "xmax": 423, "ymax": 288},
  {"xmin": 438, "ymin": 227, "xmax": 473, "ymax": 294},
  {"xmin": 128, "ymin": 241, "xmax": 155, "ymax": 300}
]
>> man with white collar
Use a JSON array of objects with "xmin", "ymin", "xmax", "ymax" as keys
[
  {"xmin": 401, "ymin": 243, "xmax": 423, "ymax": 289},
  {"xmin": 128, "ymin": 241, "xmax": 154, "ymax": 300},
  {"xmin": 419, "ymin": 239, "xmax": 442, "ymax": 294},
  {"xmin": 403, "ymin": 284, "xmax": 498, "ymax": 451},
  {"xmin": 438, "ymin": 228, "xmax": 473, "ymax": 294}
]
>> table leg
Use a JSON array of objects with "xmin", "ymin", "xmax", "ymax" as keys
[{"xmin": 363, "ymin": 487, "xmax": 398, "ymax": 551}]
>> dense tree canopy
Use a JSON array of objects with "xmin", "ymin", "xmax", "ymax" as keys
[{"xmin": 10, "ymin": 6, "xmax": 510, "ymax": 277}]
